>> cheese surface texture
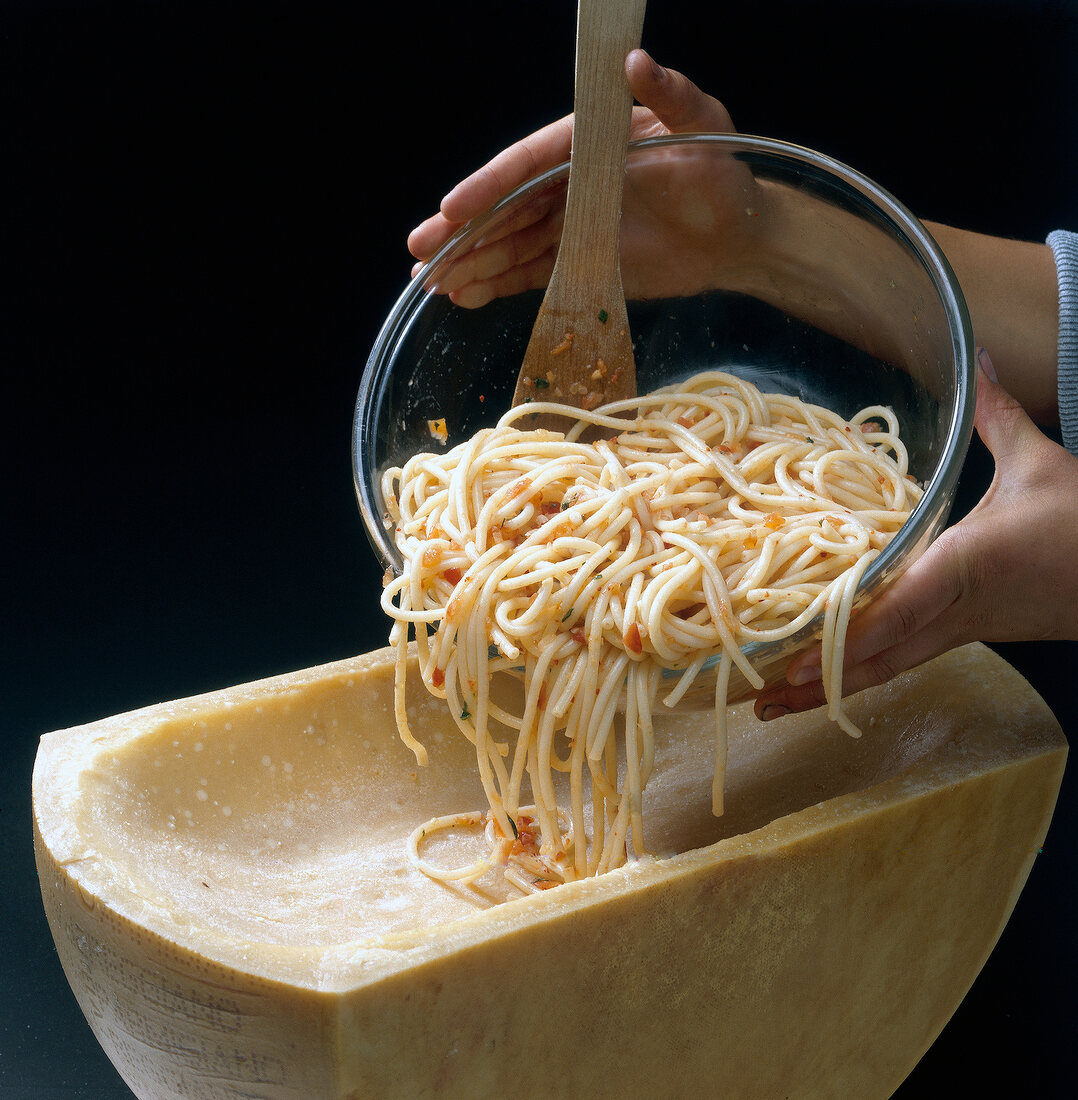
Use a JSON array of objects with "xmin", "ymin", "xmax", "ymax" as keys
[{"xmin": 33, "ymin": 643, "xmax": 1066, "ymax": 1099}]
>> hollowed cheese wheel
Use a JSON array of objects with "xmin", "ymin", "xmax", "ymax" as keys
[{"xmin": 33, "ymin": 642, "xmax": 1066, "ymax": 1099}]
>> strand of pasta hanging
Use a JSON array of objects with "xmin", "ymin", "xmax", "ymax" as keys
[{"xmin": 380, "ymin": 370, "xmax": 921, "ymax": 895}]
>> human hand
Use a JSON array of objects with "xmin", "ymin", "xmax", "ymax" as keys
[
  {"xmin": 406, "ymin": 50, "xmax": 757, "ymax": 308},
  {"xmin": 755, "ymin": 349, "xmax": 1078, "ymax": 723}
]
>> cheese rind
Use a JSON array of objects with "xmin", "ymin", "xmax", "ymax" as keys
[{"xmin": 33, "ymin": 642, "xmax": 1067, "ymax": 1099}]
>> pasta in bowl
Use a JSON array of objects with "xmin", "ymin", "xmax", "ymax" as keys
[{"xmin": 354, "ymin": 134, "xmax": 975, "ymax": 891}]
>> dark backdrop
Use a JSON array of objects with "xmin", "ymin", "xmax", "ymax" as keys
[{"xmin": 4, "ymin": 1, "xmax": 1076, "ymax": 1096}]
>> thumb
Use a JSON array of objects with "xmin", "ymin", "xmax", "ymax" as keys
[
  {"xmin": 972, "ymin": 347, "xmax": 1044, "ymax": 468},
  {"xmin": 625, "ymin": 49, "xmax": 736, "ymax": 134}
]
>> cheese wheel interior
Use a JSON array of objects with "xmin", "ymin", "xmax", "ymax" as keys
[{"xmin": 33, "ymin": 642, "xmax": 1067, "ymax": 1099}]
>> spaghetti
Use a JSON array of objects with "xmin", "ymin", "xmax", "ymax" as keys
[{"xmin": 381, "ymin": 371, "xmax": 921, "ymax": 894}]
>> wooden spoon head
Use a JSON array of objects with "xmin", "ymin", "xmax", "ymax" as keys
[
  {"xmin": 513, "ymin": 290, "xmax": 636, "ymax": 429},
  {"xmin": 512, "ymin": 0, "xmax": 645, "ymax": 430}
]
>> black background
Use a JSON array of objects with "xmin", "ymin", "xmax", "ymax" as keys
[{"xmin": 4, "ymin": 1, "xmax": 1077, "ymax": 1096}]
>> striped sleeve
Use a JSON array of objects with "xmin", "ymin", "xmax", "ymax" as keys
[{"xmin": 1048, "ymin": 229, "xmax": 1078, "ymax": 455}]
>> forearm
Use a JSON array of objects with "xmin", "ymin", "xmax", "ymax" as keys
[
  {"xmin": 720, "ymin": 182, "xmax": 976, "ymax": 378},
  {"xmin": 923, "ymin": 223, "xmax": 1060, "ymax": 424}
]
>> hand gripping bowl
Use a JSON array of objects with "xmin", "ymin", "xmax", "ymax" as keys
[
  {"xmin": 353, "ymin": 133, "xmax": 977, "ymax": 706},
  {"xmin": 34, "ymin": 137, "xmax": 1069, "ymax": 1100}
]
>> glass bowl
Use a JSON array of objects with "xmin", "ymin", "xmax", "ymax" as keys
[{"xmin": 353, "ymin": 134, "xmax": 975, "ymax": 706}]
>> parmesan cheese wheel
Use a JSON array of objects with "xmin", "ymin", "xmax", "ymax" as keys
[{"xmin": 33, "ymin": 642, "xmax": 1066, "ymax": 1099}]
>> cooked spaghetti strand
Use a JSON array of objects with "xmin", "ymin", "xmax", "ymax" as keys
[{"xmin": 384, "ymin": 372, "xmax": 920, "ymax": 895}]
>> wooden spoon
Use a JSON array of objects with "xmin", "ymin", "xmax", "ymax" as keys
[{"xmin": 512, "ymin": 0, "xmax": 647, "ymax": 423}]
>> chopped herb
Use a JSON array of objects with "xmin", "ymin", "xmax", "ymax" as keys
[
  {"xmin": 534, "ymin": 377, "xmax": 550, "ymax": 389},
  {"xmin": 487, "ymin": 643, "xmax": 500, "ymax": 660},
  {"xmin": 561, "ymin": 608, "xmax": 574, "ymax": 622},
  {"xmin": 508, "ymin": 816, "xmax": 519, "ymax": 838},
  {"xmin": 461, "ymin": 704, "xmax": 471, "ymax": 720},
  {"xmin": 598, "ymin": 308, "xmax": 609, "ymax": 324},
  {"xmin": 806, "ymin": 436, "xmax": 815, "ymax": 443}
]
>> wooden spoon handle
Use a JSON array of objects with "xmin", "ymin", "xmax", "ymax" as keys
[
  {"xmin": 559, "ymin": 0, "xmax": 648, "ymax": 279},
  {"xmin": 513, "ymin": 0, "xmax": 646, "ymax": 415}
]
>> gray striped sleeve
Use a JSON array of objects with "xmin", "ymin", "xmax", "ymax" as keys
[{"xmin": 1048, "ymin": 229, "xmax": 1078, "ymax": 455}]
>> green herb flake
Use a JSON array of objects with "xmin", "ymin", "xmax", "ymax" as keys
[
  {"xmin": 561, "ymin": 608, "xmax": 574, "ymax": 622},
  {"xmin": 460, "ymin": 704, "xmax": 471, "ymax": 721},
  {"xmin": 598, "ymin": 308, "xmax": 609, "ymax": 324},
  {"xmin": 487, "ymin": 643, "xmax": 500, "ymax": 660},
  {"xmin": 806, "ymin": 436, "xmax": 815, "ymax": 444},
  {"xmin": 508, "ymin": 816, "xmax": 519, "ymax": 838},
  {"xmin": 533, "ymin": 377, "xmax": 550, "ymax": 389}
]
